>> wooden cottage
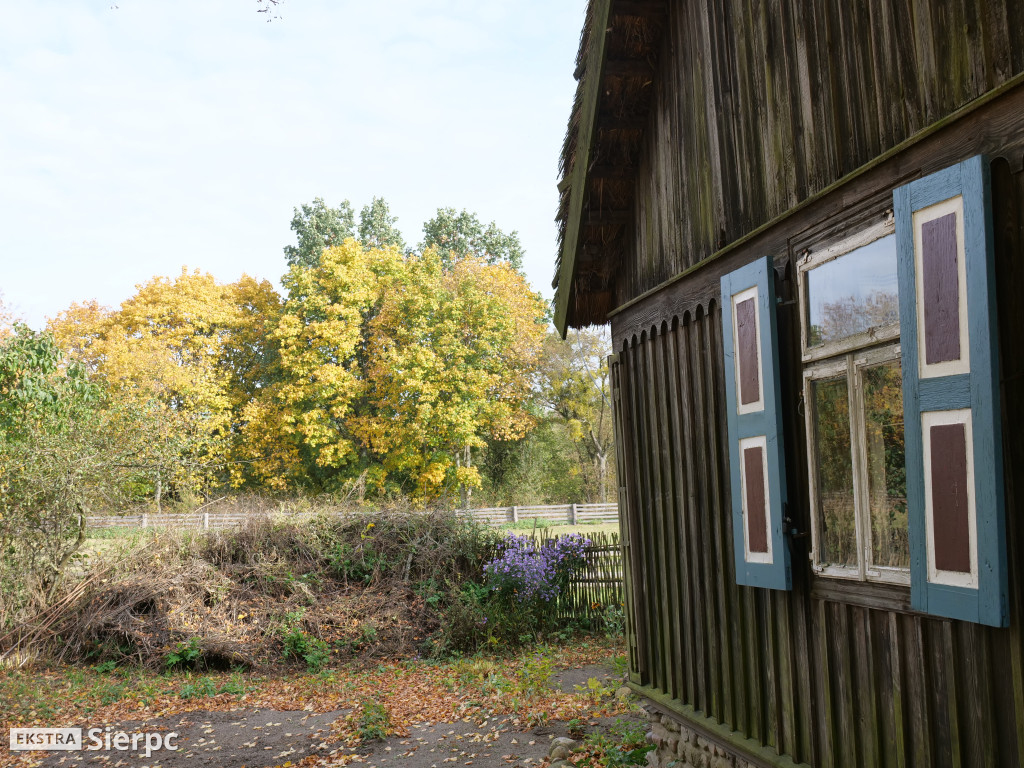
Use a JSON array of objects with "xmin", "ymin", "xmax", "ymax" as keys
[{"xmin": 553, "ymin": 2, "xmax": 1024, "ymax": 766}]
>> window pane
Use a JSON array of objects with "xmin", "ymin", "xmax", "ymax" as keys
[
  {"xmin": 812, "ymin": 376, "xmax": 857, "ymax": 568},
  {"xmin": 806, "ymin": 234, "xmax": 899, "ymax": 347},
  {"xmin": 862, "ymin": 361, "xmax": 909, "ymax": 570}
]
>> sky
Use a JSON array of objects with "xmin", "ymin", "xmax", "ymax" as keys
[{"xmin": 0, "ymin": 0, "xmax": 586, "ymax": 330}]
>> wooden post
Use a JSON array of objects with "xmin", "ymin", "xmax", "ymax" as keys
[
  {"xmin": 203, "ymin": 512, "xmax": 210, "ymax": 530},
  {"xmin": 141, "ymin": 512, "xmax": 148, "ymax": 528},
  {"xmin": 511, "ymin": 506, "xmax": 519, "ymax": 523},
  {"xmin": 570, "ymin": 503, "xmax": 577, "ymax": 525}
]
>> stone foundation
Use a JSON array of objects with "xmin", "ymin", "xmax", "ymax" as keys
[{"xmin": 642, "ymin": 705, "xmax": 758, "ymax": 768}]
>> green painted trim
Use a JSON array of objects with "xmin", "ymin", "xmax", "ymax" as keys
[
  {"xmin": 629, "ymin": 682, "xmax": 812, "ymax": 768},
  {"xmin": 605, "ymin": 72, "xmax": 1024, "ymax": 322},
  {"xmin": 553, "ymin": 0, "xmax": 612, "ymax": 337}
]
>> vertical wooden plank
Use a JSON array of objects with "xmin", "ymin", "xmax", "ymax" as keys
[
  {"xmin": 832, "ymin": 602, "xmax": 859, "ymax": 768},
  {"xmin": 852, "ymin": 606, "xmax": 880, "ymax": 768},
  {"xmin": 886, "ymin": 612, "xmax": 909, "ymax": 768},
  {"xmin": 902, "ymin": 614, "xmax": 934, "ymax": 768},
  {"xmin": 657, "ymin": 323, "xmax": 685, "ymax": 703},
  {"xmin": 652, "ymin": 325, "xmax": 681, "ymax": 701},
  {"xmin": 791, "ymin": 588, "xmax": 817, "ymax": 765},
  {"xmin": 772, "ymin": 592, "xmax": 795, "ymax": 759},
  {"xmin": 742, "ymin": 586, "xmax": 763, "ymax": 742},
  {"xmin": 643, "ymin": 329, "xmax": 671, "ymax": 697},
  {"xmin": 678, "ymin": 313, "xmax": 711, "ymax": 716},
  {"xmin": 692, "ymin": 308, "xmax": 724, "ymax": 720},
  {"xmin": 625, "ymin": 339, "xmax": 653, "ymax": 687},
  {"xmin": 704, "ymin": 301, "xmax": 738, "ymax": 729},
  {"xmin": 763, "ymin": 593, "xmax": 782, "ymax": 751},
  {"xmin": 815, "ymin": 598, "xmax": 839, "ymax": 768},
  {"xmin": 633, "ymin": 333, "xmax": 664, "ymax": 692},
  {"xmin": 941, "ymin": 621, "xmax": 963, "ymax": 768},
  {"xmin": 615, "ymin": 352, "xmax": 644, "ymax": 683},
  {"xmin": 666, "ymin": 318, "xmax": 698, "ymax": 709},
  {"xmin": 954, "ymin": 622, "xmax": 997, "ymax": 768}
]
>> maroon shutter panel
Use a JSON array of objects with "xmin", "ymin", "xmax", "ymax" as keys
[{"xmin": 743, "ymin": 445, "xmax": 768, "ymax": 554}]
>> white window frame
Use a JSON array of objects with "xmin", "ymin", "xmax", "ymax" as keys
[
  {"xmin": 797, "ymin": 216, "xmax": 899, "ymax": 364},
  {"xmin": 800, "ymin": 219, "xmax": 909, "ymax": 586}
]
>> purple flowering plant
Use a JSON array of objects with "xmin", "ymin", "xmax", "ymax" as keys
[{"xmin": 483, "ymin": 533, "xmax": 591, "ymax": 606}]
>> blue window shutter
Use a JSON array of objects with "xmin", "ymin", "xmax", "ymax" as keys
[
  {"xmin": 894, "ymin": 155, "xmax": 1008, "ymax": 627},
  {"xmin": 721, "ymin": 254, "xmax": 792, "ymax": 590}
]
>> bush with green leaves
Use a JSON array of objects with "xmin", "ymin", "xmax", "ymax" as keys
[
  {"xmin": 164, "ymin": 638, "xmax": 203, "ymax": 670},
  {"xmin": 355, "ymin": 698, "xmax": 390, "ymax": 742},
  {"xmin": 282, "ymin": 627, "xmax": 330, "ymax": 672},
  {"xmin": 0, "ymin": 326, "xmax": 110, "ymax": 622},
  {"xmin": 0, "ymin": 325, "xmax": 205, "ymax": 627},
  {"xmin": 578, "ymin": 718, "xmax": 654, "ymax": 768}
]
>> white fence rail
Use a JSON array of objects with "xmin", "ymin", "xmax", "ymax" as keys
[{"xmin": 85, "ymin": 502, "xmax": 620, "ymax": 532}]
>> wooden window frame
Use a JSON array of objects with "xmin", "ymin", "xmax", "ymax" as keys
[
  {"xmin": 799, "ymin": 220, "xmax": 910, "ymax": 587},
  {"xmin": 797, "ymin": 216, "xmax": 899, "ymax": 364}
]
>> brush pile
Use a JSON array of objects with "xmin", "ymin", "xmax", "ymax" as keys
[{"xmin": 2, "ymin": 509, "xmax": 500, "ymax": 670}]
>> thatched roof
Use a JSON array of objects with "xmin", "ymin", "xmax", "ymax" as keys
[{"xmin": 553, "ymin": 0, "xmax": 668, "ymax": 335}]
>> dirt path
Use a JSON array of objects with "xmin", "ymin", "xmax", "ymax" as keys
[{"xmin": 25, "ymin": 664, "xmax": 640, "ymax": 768}]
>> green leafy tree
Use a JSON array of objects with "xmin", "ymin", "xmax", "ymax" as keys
[
  {"xmin": 421, "ymin": 207, "xmax": 524, "ymax": 272},
  {"xmin": 0, "ymin": 326, "xmax": 150, "ymax": 620},
  {"xmin": 358, "ymin": 196, "xmax": 406, "ymax": 251},
  {"xmin": 536, "ymin": 328, "xmax": 615, "ymax": 502},
  {"xmin": 283, "ymin": 197, "xmax": 356, "ymax": 268}
]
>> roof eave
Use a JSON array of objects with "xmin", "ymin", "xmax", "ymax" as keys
[{"xmin": 553, "ymin": 0, "xmax": 613, "ymax": 338}]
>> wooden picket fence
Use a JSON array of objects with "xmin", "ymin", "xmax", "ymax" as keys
[
  {"xmin": 455, "ymin": 502, "xmax": 619, "ymax": 526},
  {"xmin": 543, "ymin": 530, "xmax": 625, "ymax": 627},
  {"xmin": 85, "ymin": 502, "xmax": 620, "ymax": 532}
]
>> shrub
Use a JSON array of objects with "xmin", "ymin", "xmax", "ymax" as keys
[
  {"xmin": 356, "ymin": 698, "xmax": 390, "ymax": 742},
  {"xmin": 483, "ymin": 533, "xmax": 590, "ymax": 604},
  {"xmin": 578, "ymin": 718, "xmax": 654, "ymax": 768},
  {"xmin": 164, "ymin": 638, "xmax": 203, "ymax": 670},
  {"xmin": 480, "ymin": 533, "xmax": 590, "ymax": 637}
]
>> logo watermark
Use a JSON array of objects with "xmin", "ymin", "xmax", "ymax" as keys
[{"xmin": 10, "ymin": 727, "xmax": 178, "ymax": 758}]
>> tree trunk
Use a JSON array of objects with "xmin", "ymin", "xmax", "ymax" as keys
[{"xmin": 458, "ymin": 445, "xmax": 472, "ymax": 509}]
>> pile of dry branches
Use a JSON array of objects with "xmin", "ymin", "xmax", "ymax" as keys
[{"xmin": 1, "ymin": 509, "xmax": 498, "ymax": 670}]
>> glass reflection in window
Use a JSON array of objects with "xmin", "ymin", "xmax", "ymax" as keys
[
  {"xmin": 811, "ymin": 375, "xmax": 857, "ymax": 569},
  {"xmin": 806, "ymin": 234, "xmax": 899, "ymax": 347},
  {"xmin": 862, "ymin": 360, "xmax": 909, "ymax": 570}
]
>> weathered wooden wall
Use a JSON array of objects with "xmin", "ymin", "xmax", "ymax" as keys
[
  {"xmin": 621, "ymin": 0, "xmax": 1024, "ymax": 305},
  {"xmin": 612, "ymin": 151, "xmax": 1024, "ymax": 767}
]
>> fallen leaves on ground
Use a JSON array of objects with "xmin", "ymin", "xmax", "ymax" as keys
[{"xmin": 0, "ymin": 636, "xmax": 631, "ymax": 767}]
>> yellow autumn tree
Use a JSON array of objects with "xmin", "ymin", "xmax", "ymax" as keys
[
  {"xmin": 235, "ymin": 239, "xmax": 405, "ymax": 489},
  {"xmin": 48, "ymin": 269, "xmax": 282, "ymax": 498},
  {"xmin": 239, "ymin": 240, "xmax": 546, "ymax": 501},
  {"xmin": 354, "ymin": 251, "xmax": 547, "ymax": 501}
]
